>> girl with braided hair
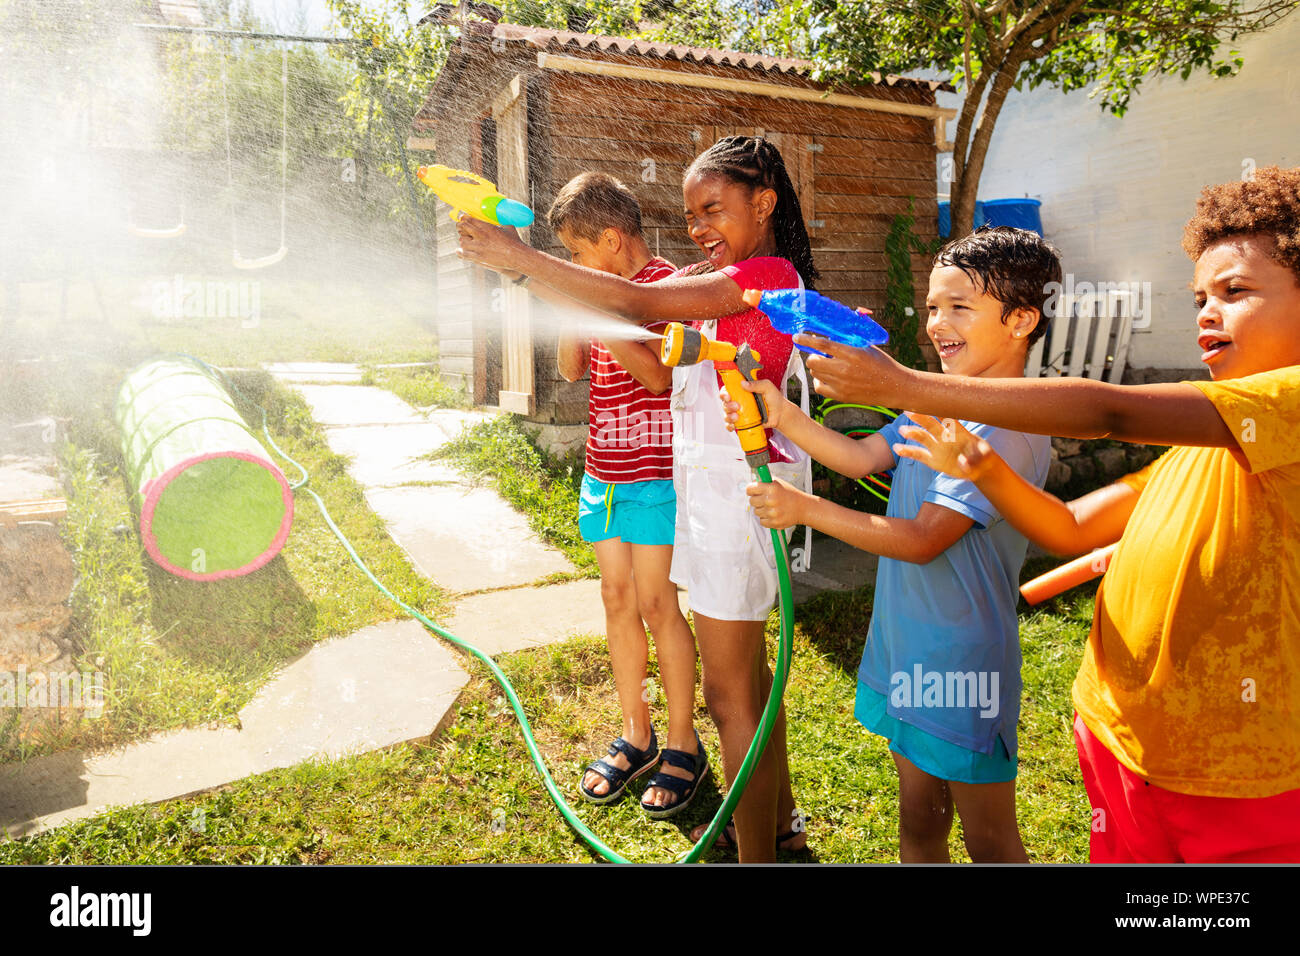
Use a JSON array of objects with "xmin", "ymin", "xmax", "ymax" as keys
[{"xmin": 458, "ymin": 135, "xmax": 817, "ymax": 862}]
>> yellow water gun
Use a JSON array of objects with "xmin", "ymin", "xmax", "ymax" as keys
[{"xmin": 415, "ymin": 164, "xmax": 535, "ymax": 227}]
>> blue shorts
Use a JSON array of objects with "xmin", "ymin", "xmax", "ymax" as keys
[
  {"xmin": 578, "ymin": 474, "xmax": 676, "ymax": 546},
  {"xmin": 855, "ymin": 681, "xmax": 1017, "ymax": 784}
]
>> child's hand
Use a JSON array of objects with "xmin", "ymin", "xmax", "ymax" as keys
[
  {"xmin": 746, "ymin": 477, "xmax": 809, "ymax": 530},
  {"xmin": 456, "ymin": 216, "xmax": 526, "ymax": 273},
  {"xmin": 894, "ymin": 413, "xmax": 997, "ymax": 481},
  {"xmin": 719, "ymin": 377, "xmax": 785, "ymax": 431},
  {"xmin": 801, "ymin": 334, "xmax": 906, "ymax": 407}
]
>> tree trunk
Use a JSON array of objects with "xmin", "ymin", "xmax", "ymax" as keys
[{"xmin": 948, "ymin": 43, "xmax": 1032, "ymax": 238}]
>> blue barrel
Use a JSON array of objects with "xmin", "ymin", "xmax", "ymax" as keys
[
  {"xmin": 938, "ymin": 200, "xmax": 987, "ymax": 238},
  {"xmin": 980, "ymin": 198, "xmax": 1043, "ymax": 235}
]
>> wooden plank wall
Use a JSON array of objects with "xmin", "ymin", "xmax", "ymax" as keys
[
  {"xmin": 425, "ymin": 46, "xmax": 540, "ymax": 404},
  {"xmin": 493, "ymin": 77, "xmax": 536, "ymax": 416},
  {"xmin": 431, "ymin": 56, "xmax": 942, "ymax": 416},
  {"xmin": 540, "ymin": 71, "xmax": 939, "ymax": 370},
  {"xmin": 432, "ymin": 115, "xmax": 478, "ymax": 395}
]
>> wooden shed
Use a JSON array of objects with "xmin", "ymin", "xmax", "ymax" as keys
[{"xmin": 412, "ymin": 15, "xmax": 953, "ymax": 423}]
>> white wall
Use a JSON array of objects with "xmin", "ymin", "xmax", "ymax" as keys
[{"xmin": 932, "ymin": 14, "xmax": 1300, "ymax": 368}]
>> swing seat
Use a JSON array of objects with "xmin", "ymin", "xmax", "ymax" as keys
[
  {"xmin": 232, "ymin": 245, "xmax": 287, "ymax": 270},
  {"xmin": 128, "ymin": 222, "xmax": 187, "ymax": 239}
]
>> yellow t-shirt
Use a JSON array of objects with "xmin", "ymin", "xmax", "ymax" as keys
[{"xmin": 1073, "ymin": 364, "xmax": 1300, "ymax": 798}]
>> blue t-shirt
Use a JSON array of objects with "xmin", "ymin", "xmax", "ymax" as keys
[{"xmin": 857, "ymin": 415, "xmax": 1052, "ymax": 758}]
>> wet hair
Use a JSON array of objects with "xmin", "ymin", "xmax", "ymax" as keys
[
  {"xmin": 547, "ymin": 172, "xmax": 643, "ymax": 243},
  {"xmin": 933, "ymin": 225, "xmax": 1062, "ymax": 347},
  {"xmin": 1181, "ymin": 165, "xmax": 1300, "ymax": 282},
  {"xmin": 685, "ymin": 135, "xmax": 820, "ymax": 289}
]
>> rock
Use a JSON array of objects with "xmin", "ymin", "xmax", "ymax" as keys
[
  {"xmin": 1065, "ymin": 455, "xmax": 1096, "ymax": 484},
  {"xmin": 1127, "ymin": 446, "xmax": 1156, "ymax": 471},
  {"xmin": 0, "ymin": 524, "xmax": 76, "ymax": 609},
  {"xmin": 0, "ymin": 607, "xmax": 74, "ymax": 671},
  {"xmin": 0, "ymin": 455, "xmax": 62, "ymax": 502},
  {"xmin": 525, "ymin": 423, "xmax": 586, "ymax": 459},
  {"xmin": 1046, "ymin": 460, "xmax": 1072, "ymax": 491},
  {"xmin": 1052, "ymin": 438, "xmax": 1084, "ymax": 458},
  {"xmin": 1096, "ymin": 447, "xmax": 1130, "ymax": 479}
]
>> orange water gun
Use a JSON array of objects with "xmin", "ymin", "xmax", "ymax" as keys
[{"xmin": 660, "ymin": 322, "xmax": 770, "ymax": 469}]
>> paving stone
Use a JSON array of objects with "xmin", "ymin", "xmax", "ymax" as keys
[
  {"xmin": 363, "ymin": 484, "xmax": 573, "ymax": 592},
  {"xmin": 0, "ymin": 620, "xmax": 467, "ymax": 837},
  {"xmin": 265, "ymin": 362, "xmax": 364, "ymax": 384},
  {"xmin": 236, "ymin": 619, "xmax": 467, "ymax": 766},
  {"xmin": 445, "ymin": 578, "xmax": 692, "ymax": 656},
  {"xmin": 293, "ymin": 385, "xmax": 428, "ymax": 427},
  {"xmin": 324, "ymin": 423, "xmax": 462, "ymax": 488}
]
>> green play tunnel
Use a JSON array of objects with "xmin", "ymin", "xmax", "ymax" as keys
[{"xmin": 115, "ymin": 356, "xmax": 294, "ymax": 580}]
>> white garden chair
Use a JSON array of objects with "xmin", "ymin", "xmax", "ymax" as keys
[{"xmin": 1025, "ymin": 287, "xmax": 1138, "ymax": 383}]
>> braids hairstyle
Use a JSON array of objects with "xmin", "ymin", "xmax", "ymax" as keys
[
  {"xmin": 934, "ymin": 225, "xmax": 1062, "ymax": 348},
  {"xmin": 685, "ymin": 135, "xmax": 820, "ymax": 289}
]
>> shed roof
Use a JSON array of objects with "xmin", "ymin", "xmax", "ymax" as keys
[
  {"xmin": 492, "ymin": 23, "xmax": 949, "ymax": 91},
  {"xmin": 417, "ymin": 20, "xmax": 951, "ymax": 129}
]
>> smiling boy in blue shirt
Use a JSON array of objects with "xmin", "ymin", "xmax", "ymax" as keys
[{"xmin": 724, "ymin": 226, "xmax": 1057, "ymax": 861}]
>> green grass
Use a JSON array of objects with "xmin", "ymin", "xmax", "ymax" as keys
[
  {"xmin": 428, "ymin": 415, "xmax": 598, "ymax": 576},
  {"xmin": 1, "ymin": 311, "xmax": 1096, "ymax": 861},
  {"xmin": 0, "ymin": 579, "xmax": 1094, "ymax": 864},
  {"xmin": 357, "ymin": 363, "xmax": 471, "ymax": 410},
  {"xmin": 4, "ymin": 274, "xmax": 437, "ymax": 368},
  {"xmin": 0, "ymin": 364, "xmax": 450, "ymax": 763}
]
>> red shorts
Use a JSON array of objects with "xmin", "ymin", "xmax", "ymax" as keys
[{"xmin": 1074, "ymin": 713, "xmax": 1300, "ymax": 863}]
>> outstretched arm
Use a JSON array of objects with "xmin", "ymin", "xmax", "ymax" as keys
[
  {"xmin": 800, "ymin": 334, "xmax": 1240, "ymax": 450},
  {"xmin": 457, "ymin": 217, "xmax": 747, "ymax": 324},
  {"xmin": 747, "ymin": 477, "xmax": 974, "ymax": 565},
  {"xmin": 894, "ymin": 414, "xmax": 1140, "ymax": 556}
]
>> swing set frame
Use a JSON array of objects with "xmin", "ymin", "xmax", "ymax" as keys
[{"xmin": 129, "ymin": 22, "xmax": 434, "ymax": 270}]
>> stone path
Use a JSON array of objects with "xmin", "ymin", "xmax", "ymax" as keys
[{"xmin": 0, "ymin": 362, "xmax": 871, "ymax": 837}]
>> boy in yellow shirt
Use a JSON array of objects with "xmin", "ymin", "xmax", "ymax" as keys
[{"xmin": 799, "ymin": 165, "xmax": 1300, "ymax": 862}]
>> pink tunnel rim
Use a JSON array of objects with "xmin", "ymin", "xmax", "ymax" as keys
[{"xmin": 139, "ymin": 450, "xmax": 295, "ymax": 581}]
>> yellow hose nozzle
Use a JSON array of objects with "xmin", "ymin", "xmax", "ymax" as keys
[{"xmin": 661, "ymin": 322, "xmax": 770, "ymax": 469}]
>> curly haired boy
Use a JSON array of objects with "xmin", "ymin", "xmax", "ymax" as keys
[{"xmin": 800, "ymin": 165, "xmax": 1300, "ymax": 862}]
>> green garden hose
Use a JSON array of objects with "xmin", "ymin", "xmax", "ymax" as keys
[{"xmin": 199, "ymin": 359, "xmax": 795, "ymax": 864}]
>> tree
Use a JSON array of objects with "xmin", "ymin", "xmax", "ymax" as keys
[
  {"xmin": 323, "ymin": 1, "xmax": 657, "ymax": 207},
  {"xmin": 650, "ymin": 0, "xmax": 1300, "ymax": 237}
]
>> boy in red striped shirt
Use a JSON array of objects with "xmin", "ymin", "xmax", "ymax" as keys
[{"xmin": 551, "ymin": 173, "xmax": 706, "ymax": 817}]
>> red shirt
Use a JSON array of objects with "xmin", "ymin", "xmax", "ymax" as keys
[
  {"xmin": 585, "ymin": 257, "xmax": 677, "ymax": 483},
  {"xmin": 675, "ymin": 256, "xmax": 802, "ymax": 461}
]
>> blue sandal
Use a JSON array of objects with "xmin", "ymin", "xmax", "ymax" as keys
[
  {"xmin": 580, "ymin": 730, "xmax": 659, "ymax": 805},
  {"xmin": 640, "ymin": 731, "xmax": 709, "ymax": 820}
]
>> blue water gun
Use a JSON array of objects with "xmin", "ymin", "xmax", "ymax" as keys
[{"xmin": 743, "ymin": 289, "xmax": 889, "ymax": 356}]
